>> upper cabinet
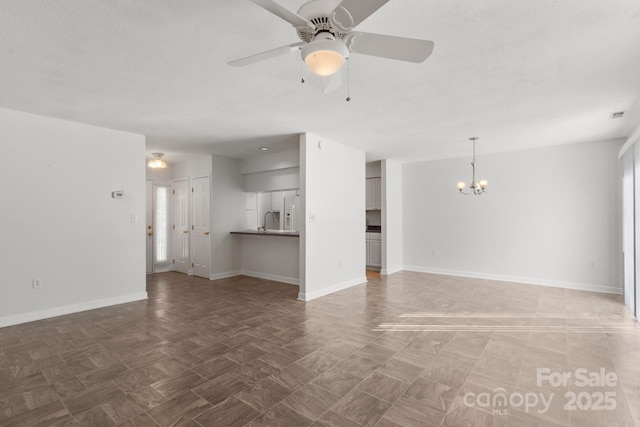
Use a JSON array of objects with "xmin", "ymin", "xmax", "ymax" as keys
[
  {"xmin": 366, "ymin": 177, "xmax": 381, "ymax": 210},
  {"xmin": 271, "ymin": 191, "xmax": 284, "ymax": 212}
]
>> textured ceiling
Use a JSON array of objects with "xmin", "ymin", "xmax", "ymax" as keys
[{"xmin": 1, "ymin": 0, "xmax": 640, "ymax": 162}]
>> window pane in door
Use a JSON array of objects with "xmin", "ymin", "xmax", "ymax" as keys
[{"xmin": 155, "ymin": 186, "xmax": 168, "ymax": 263}]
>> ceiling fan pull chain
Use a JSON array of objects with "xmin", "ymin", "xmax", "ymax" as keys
[
  {"xmin": 346, "ymin": 58, "xmax": 351, "ymax": 102},
  {"xmin": 301, "ymin": 62, "xmax": 305, "ymax": 84}
]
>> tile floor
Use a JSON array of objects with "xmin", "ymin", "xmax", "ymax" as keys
[{"xmin": 1, "ymin": 271, "xmax": 639, "ymax": 426}]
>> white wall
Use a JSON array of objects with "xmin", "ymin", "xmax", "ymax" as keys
[
  {"xmin": 245, "ymin": 167, "xmax": 299, "ymax": 193},
  {"xmin": 241, "ymin": 149, "xmax": 299, "ymax": 174},
  {"xmin": 299, "ymin": 133, "xmax": 366, "ymax": 300},
  {"xmin": 0, "ymin": 108, "xmax": 147, "ymax": 327},
  {"xmin": 210, "ymin": 155, "xmax": 245, "ymax": 279},
  {"xmin": 172, "ymin": 155, "xmax": 212, "ymax": 179},
  {"xmin": 243, "ymin": 148, "xmax": 300, "ymax": 192},
  {"xmin": 403, "ymin": 139, "xmax": 623, "ymax": 293},
  {"xmin": 382, "ymin": 159, "xmax": 403, "ymax": 275},
  {"xmin": 239, "ymin": 235, "xmax": 299, "ymax": 284}
]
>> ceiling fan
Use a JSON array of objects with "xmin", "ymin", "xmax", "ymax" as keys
[{"xmin": 229, "ymin": 0, "xmax": 435, "ymax": 84}]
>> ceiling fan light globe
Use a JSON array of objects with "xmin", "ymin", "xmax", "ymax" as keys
[{"xmin": 301, "ymin": 39, "xmax": 349, "ymax": 76}]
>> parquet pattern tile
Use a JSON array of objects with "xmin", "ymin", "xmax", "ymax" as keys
[{"xmin": 1, "ymin": 272, "xmax": 639, "ymax": 426}]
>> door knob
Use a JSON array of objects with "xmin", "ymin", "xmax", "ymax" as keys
[
  {"xmin": 183, "ymin": 230, "xmax": 188, "ymax": 234},
  {"xmin": 204, "ymin": 231, "xmax": 209, "ymax": 235}
]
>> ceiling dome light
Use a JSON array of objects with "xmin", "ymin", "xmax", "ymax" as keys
[
  {"xmin": 148, "ymin": 153, "xmax": 167, "ymax": 169},
  {"xmin": 301, "ymin": 35, "xmax": 349, "ymax": 76}
]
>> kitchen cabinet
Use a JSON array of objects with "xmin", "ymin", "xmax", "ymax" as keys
[
  {"xmin": 366, "ymin": 178, "xmax": 381, "ymax": 210},
  {"xmin": 366, "ymin": 232, "xmax": 382, "ymax": 268},
  {"xmin": 271, "ymin": 191, "xmax": 284, "ymax": 212}
]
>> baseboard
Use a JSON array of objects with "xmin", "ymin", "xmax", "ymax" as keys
[
  {"xmin": 240, "ymin": 270, "xmax": 299, "ymax": 286},
  {"xmin": 403, "ymin": 265, "xmax": 622, "ymax": 295},
  {"xmin": 381, "ymin": 265, "xmax": 403, "ymax": 275},
  {"xmin": 298, "ymin": 276, "xmax": 367, "ymax": 301},
  {"xmin": 209, "ymin": 270, "xmax": 298, "ymax": 286},
  {"xmin": 209, "ymin": 270, "xmax": 241, "ymax": 281},
  {"xmin": 0, "ymin": 292, "xmax": 148, "ymax": 328}
]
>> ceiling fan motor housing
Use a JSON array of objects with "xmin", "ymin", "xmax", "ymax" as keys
[
  {"xmin": 296, "ymin": 1, "xmax": 353, "ymax": 76},
  {"xmin": 295, "ymin": 0, "xmax": 352, "ymax": 42}
]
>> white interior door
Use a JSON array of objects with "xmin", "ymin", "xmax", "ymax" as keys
[
  {"xmin": 172, "ymin": 179, "xmax": 189, "ymax": 274},
  {"xmin": 191, "ymin": 176, "xmax": 210, "ymax": 278},
  {"xmin": 146, "ymin": 180, "xmax": 153, "ymax": 274}
]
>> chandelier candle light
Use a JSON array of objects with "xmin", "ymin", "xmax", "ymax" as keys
[{"xmin": 456, "ymin": 137, "xmax": 488, "ymax": 195}]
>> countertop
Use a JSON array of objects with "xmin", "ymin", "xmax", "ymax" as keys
[{"xmin": 231, "ymin": 230, "xmax": 299, "ymax": 237}]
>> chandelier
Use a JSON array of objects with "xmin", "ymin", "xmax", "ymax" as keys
[{"xmin": 456, "ymin": 137, "xmax": 488, "ymax": 195}]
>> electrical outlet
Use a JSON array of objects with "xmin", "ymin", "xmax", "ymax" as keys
[{"xmin": 32, "ymin": 278, "xmax": 42, "ymax": 289}]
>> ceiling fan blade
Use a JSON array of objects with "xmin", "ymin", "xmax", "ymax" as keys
[
  {"xmin": 348, "ymin": 32, "xmax": 434, "ymax": 63},
  {"xmin": 320, "ymin": 71, "xmax": 342, "ymax": 94},
  {"xmin": 250, "ymin": 0, "xmax": 315, "ymax": 30},
  {"xmin": 331, "ymin": 0, "xmax": 389, "ymax": 31},
  {"xmin": 228, "ymin": 42, "xmax": 304, "ymax": 67}
]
